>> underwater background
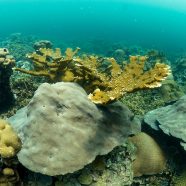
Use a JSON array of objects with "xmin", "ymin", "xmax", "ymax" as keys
[
  {"xmin": 1, "ymin": 0, "xmax": 186, "ymax": 186},
  {"xmin": 1, "ymin": 0, "xmax": 186, "ymax": 57}
]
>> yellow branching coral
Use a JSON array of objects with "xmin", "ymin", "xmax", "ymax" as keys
[
  {"xmin": 88, "ymin": 56, "xmax": 171, "ymax": 104},
  {"xmin": 14, "ymin": 48, "xmax": 170, "ymax": 104},
  {"xmin": 14, "ymin": 47, "xmax": 80, "ymax": 82},
  {"xmin": 14, "ymin": 48, "xmax": 108, "ymax": 90}
]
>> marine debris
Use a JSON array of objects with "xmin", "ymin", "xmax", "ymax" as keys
[{"xmin": 14, "ymin": 47, "xmax": 171, "ymax": 104}]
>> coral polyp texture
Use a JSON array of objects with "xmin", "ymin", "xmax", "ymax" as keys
[
  {"xmin": 129, "ymin": 132, "xmax": 167, "ymax": 177},
  {"xmin": 0, "ymin": 119, "xmax": 21, "ymax": 158},
  {"xmin": 14, "ymin": 47, "xmax": 171, "ymax": 104}
]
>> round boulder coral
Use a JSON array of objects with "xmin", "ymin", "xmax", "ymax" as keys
[{"xmin": 129, "ymin": 132, "xmax": 167, "ymax": 177}]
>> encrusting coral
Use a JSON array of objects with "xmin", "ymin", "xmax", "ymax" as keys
[{"xmin": 14, "ymin": 47, "xmax": 171, "ymax": 104}]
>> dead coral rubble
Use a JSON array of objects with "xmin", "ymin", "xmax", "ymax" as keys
[{"xmin": 14, "ymin": 47, "xmax": 170, "ymax": 104}]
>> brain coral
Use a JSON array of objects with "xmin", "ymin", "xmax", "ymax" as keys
[
  {"xmin": 8, "ymin": 82, "xmax": 140, "ymax": 176},
  {"xmin": 129, "ymin": 132, "xmax": 167, "ymax": 177}
]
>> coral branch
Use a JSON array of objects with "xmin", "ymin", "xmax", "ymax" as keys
[
  {"xmin": 88, "ymin": 56, "xmax": 171, "ymax": 104},
  {"xmin": 14, "ymin": 48, "xmax": 171, "ymax": 104}
]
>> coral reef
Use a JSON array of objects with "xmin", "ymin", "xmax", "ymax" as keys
[
  {"xmin": 0, "ymin": 48, "xmax": 15, "ymax": 110},
  {"xmin": 8, "ymin": 82, "xmax": 140, "ymax": 176},
  {"xmin": 93, "ymin": 147, "xmax": 133, "ymax": 185},
  {"xmin": 0, "ymin": 35, "xmax": 179, "ymax": 185},
  {"xmin": 0, "ymin": 77, "xmax": 40, "ymax": 119},
  {"xmin": 144, "ymin": 95, "xmax": 186, "ymax": 150},
  {"xmin": 129, "ymin": 132, "xmax": 167, "ymax": 177},
  {"xmin": 89, "ymin": 144, "xmax": 135, "ymax": 186},
  {"xmin": 159, "ymin": 78, "xmax": 184, "ymax": 103},
  {"xmin": 14, "ymin": 47, "xmax": 170, "ymax": 104},
  {"xmin": 172, "ymin": 57, "xmax": 186, "ymax": 85},
  {"xmin": 120, "ymin": 75, "xmax": 184, "ymax": 115},
  {"xmin": 169, "ymin": 57, "xmax": 186, "ymax": 95},
  {"xmin": 51, "ymin": 142, "xmax": 135, "ymax": 186},
  {"xmin": 120, "ymin": 89, "xmax": 165, "ymax": 115},
  {"xmin": 0, "ymin": 33, "xmax": 35, "ymax": 61}
]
